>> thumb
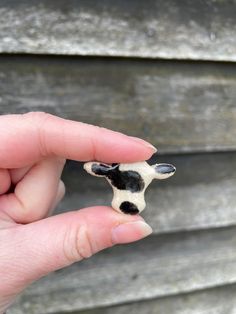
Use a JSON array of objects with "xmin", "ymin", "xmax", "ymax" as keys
[{"xmin": 2, "ymin": 206, "xmax": 152, "ymax": 293}]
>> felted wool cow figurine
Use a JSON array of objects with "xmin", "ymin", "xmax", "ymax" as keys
[{"xmin": 84, "ymin": 161, "xmax": 176, "ymax": 215}]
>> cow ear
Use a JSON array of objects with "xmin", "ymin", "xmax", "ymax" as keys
[
  {"xmin": 84, "ymin": 162, "xmax": 112, "ymax": 177},
  {"xmin": 153, "ymin": 163, "xmax": 176, "ymax": 180}
]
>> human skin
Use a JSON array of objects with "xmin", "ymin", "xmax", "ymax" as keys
[{"xmin": 0, "ymin": 112, "xmax": 155, "ymax": 313}]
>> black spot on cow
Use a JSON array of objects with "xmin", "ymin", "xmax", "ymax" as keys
[
  {"xmin": 120, "ymin": 201, "xmax": 139, "ymax": 215},
  {"xmin": 107, "ymin": 169, "xmax": 145, "ymax": 192},
  {"xmin": 92, "ymin": 163, "xmax": 145, "ymax": 193}
]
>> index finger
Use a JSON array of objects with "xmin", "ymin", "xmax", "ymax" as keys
[{"xmin": 0, "ymin": 112, "xmax": 156, "ymax": 168}]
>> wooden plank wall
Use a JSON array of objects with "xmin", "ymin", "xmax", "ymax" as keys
[{"xmin": 1, "ymin": 0, "xmax": 236, "ymax": 313}]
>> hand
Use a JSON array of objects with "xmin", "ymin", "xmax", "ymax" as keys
[{"xmin": 0, "ymin": 112, "xmax": 155, "ymax": 313}]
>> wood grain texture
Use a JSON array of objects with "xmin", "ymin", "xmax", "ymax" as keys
[
  {"xmin": 57, "ymin": 152, "xmax": 236, "ymax": 234},
  {"xmin": 12, "ymin": 227, "xmax": 236, "ymax": 313},
  {"xmin": 0, "ymin": 0, "xmax": 236, "ymax": 61},
  {"xmin": 62, "ymin": 284, "xmax": 236, "ymax": 314},
  {"xmin": 1, "ymin": 56, "xmax": 236, "ymax": 153}
]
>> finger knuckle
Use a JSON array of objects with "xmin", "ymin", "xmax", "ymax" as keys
[
  {"xmin": 22, "ymin": 111, "xmax": 52, "ymax": 123},
  {"xmin": 64, "ymin": 224, "xmax": 93, "ymax": 263},
  {"xmin": 23, "ymin": 111, "xmax": 54, "ymax": 157}
]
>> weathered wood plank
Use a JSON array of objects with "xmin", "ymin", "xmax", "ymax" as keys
[
  {"xmin": 12, "ymin": 227, "xmax": 236, "ymax": 313},
  {"xmin": 62, "ymin": 284, "xmax": 236, "ymax": 314},
  {"xmin": 57, "ymin": 152, "xmax": 236, "ymax": 234},
  {"xmin": 1, "ymin": 56, "xmax": 236, "ymax": 153},
  {"xmin": 0, "ymin": 0, "xmax": 236, "ymax": 61}
]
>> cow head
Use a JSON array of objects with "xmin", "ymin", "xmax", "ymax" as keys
[{"xmin": 84, "ymin": 161, "xmax": 175, "ymax": 214}]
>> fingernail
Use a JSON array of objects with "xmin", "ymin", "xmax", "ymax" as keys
[
  {"xmin": 112, "ymin": 221, "xmax": 153, "ymax": 244},
  {"xmin": 129, "ymin": 136, "xmax": 157, "ymax": 153}
]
